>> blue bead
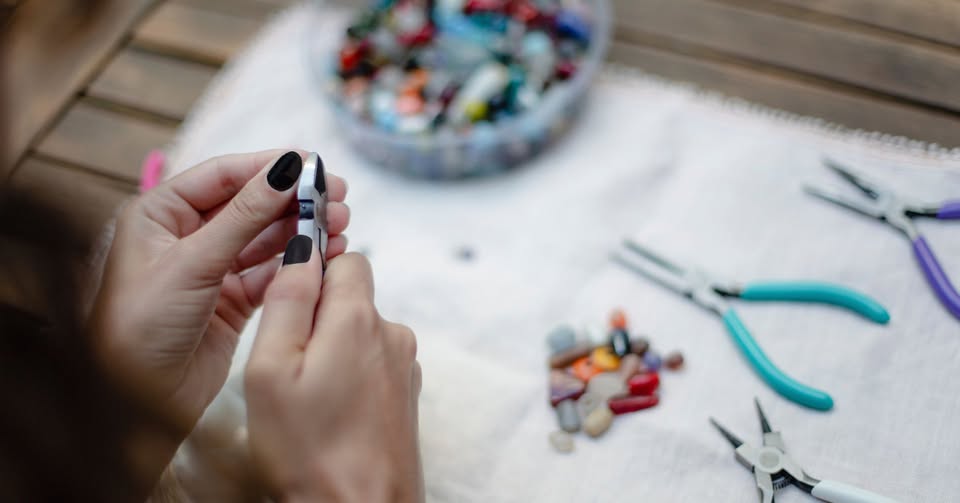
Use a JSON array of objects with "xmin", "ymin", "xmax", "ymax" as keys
[
  {"xmin": 555, "ymin": 10, "xmax": 591, "ymax": 44},
  {"xmin": 643, "ymin": 351, "xmax": 662, "ymax": 372}
]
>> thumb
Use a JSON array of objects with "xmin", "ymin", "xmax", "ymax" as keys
[{"xmin": 180, "ymin": 151, "xmax": 303, "ymax": 279}]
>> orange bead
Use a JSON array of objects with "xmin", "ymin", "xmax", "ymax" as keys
[
  {"xmin": 610, "ymin": 308, "xmax": 627, "ymax": 330},
  {"xmin": 571, "ymin": 357, "xmax": 602, "ymax": 382},
  {"xmin": 591, "ymin": 347, "xmax": 620, "ymax": 371}
]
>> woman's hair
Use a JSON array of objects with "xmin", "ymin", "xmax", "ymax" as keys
[{"xmin": 0, "ymin": 188, "xmax": 153, "ymax": 501}]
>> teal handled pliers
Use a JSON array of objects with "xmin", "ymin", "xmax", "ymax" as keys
[{"xmin": 612, "ymin": 240, "xmax": 890, "ymax": 411}]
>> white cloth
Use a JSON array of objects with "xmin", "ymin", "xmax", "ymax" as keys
[{"xmin": 168, "ymin": 4, "xmax": 960, "ymax": 501}]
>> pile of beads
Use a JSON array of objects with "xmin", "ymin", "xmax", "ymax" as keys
[
  {"xmin": 335, "ymin": 0, "xmax": 594, "ymax": 134},
  {"xmin": 324, "ymin": 0, "xmax": 608, "ymax": 177},
  {"xmin": 546, "ymin": 308, "xmax": 685, "ymax": 453}
]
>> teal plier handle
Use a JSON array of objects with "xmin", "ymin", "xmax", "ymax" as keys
[
  {"xmin": 725, "ymin": 282, "xmax": 889, "ymax": 411},
  {"xmin": 740, "ymin": 281, "xmax": 890, "ymax": 324}
]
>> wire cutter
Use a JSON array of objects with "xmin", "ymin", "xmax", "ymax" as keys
[
  {"xmin": 710, "ymin": 399, "xmax": 899, "ymax": 503},
  {"xmin": 612, "ymin": 240, "xmax": 889, "ymax": 411},
  {"xmin": 297, "ymin": 152, "xmax": 329, "ymax": 270},
  {"xmin": 804, "ymin": 159, "xmax": 960, "ymax": 320}
]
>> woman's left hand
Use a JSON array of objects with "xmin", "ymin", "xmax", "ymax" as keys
[{"xmin": 91, "ymin": 150, "xmax": 349, "ymax": 436}]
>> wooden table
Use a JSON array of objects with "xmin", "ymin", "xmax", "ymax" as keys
[{"xmin": 2, "ymin": 0, "xmax": 960, "ymax": 251}]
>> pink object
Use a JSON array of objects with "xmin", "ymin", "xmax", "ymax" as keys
[{"xmin": 140, "ymin": 149, "xmax": 166, "ymax": 192}]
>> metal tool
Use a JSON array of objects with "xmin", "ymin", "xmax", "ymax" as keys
[
  {"xmin": 296, "ymin": 152, "xmax": 329, "ymax": 269},
  {"xmin": 612, "ymin": 240, "xmax": 889, "ymax": 410},
  {"xmin": 710, "ymin": 399, "xmax": 899, "ymax": 503},
  {"xmin": 805, "ymin": 159, "xmax": 960, "ymax": 320}
]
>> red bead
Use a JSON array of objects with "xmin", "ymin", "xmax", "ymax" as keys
[
  {"xmin": 555, "ymin": 60, "xmax": 576, "ymax": 80},
  {"xmin": 510, "ymin": 1, "xmax": 540, "ymax": 23},
  {"xmin": 464, "ymin": 0, "xmax": 505, "ymax": 14},
  {"xmin": 609, "ymin": 394, "xmax": 659, "ymax": 415},
  {"xmin": 398, "ymin": 23, "xmax": 436, "ymax": 47},
  {"xmin": 664, "ymin": 351, "xmax": 685, "ymax": 370},
  {"xmin": 627, "ymin": 372, "xmax": 660, "ymax": 396},
  {"xmin": 339, "ymin": 43, "xmax": 364, "ymax": 73}
]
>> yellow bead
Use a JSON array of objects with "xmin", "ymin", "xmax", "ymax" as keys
[
  {"xmin": 591, "ymin": 346, "xmax": 620, "ymax": 371},
  {"xmin": 464, "ymin": 101, "xmax": 488, "ymax": 122}
]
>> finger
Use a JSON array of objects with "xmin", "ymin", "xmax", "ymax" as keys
[
  {"xmin": 239, "ymin": 256, "xmax": 283, "ymax": 308},
  {"xmin": 248, "ymin": 235, "xmax": 323, "ymax": 372},
  {"xmin": 317, "ymin": 252, "xmax": 375, "ymax": 308},
  {"xmin": 233, "ymin": 215, "xmax": 297, "ymax": 273},
  {"xmin": 179, "ymin": 151, "xmax": 303, "ymax": 279},
  {"xmin": 412, "ymin": 360, "xmax": 422, "ymax": 397},
  {"xmin": 325, "ymin": 202, "xmax": 350, "ymax": 236},
  {"xmin": 326, "ymin": 235, "xmax": 348, "ymax": 260}
]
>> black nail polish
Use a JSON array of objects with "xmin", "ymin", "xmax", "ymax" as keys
[
  {"xmin": 282, "ymin": 235, "xmax": 312, "ymax": 266},
  {"xmin": 267, "ymin": 151, "xmax": 303, "ymax": 191}
]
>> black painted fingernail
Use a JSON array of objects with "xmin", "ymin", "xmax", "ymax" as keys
[
  {"xmin": 282, "ymin": 235, "xmax": 312, "ymax": 266},
  {"xmin": 267, "ymin": 151, "xmax": 302, "ymax": 191}
]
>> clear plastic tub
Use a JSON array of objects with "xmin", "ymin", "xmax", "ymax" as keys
[{"xmin": 307, "ymin": 1, "xmax": 611, "ymax": 179}]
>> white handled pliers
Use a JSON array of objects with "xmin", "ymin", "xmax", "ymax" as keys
[{"xmin": 296, "ymin": 152, "xmax": 329, "ymax": 270}]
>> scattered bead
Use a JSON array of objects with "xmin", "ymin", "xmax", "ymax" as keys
[
  {"xmin": 555, "ymin": 399, "xmax": 580, "ymax": 433},
  {"xmin": 583, "ymin": 407, "xmax": 614, "ymax": 438},
  {"xmin": 590, "ymin": 346, "xmax": 620, "ymax": 371},
  {"xmin": 550, "ymin": 369, "xmax": 586, "ymax": 407},
  {"xmin": 627, "ymin": 372, "xmax": 660, "ymax": 396},
  {"xmin": 664, "ymin": 351, "xmax": 685, "ymax": 371},
  {"xmin": 586, "ymin": 372, "xmax": 627, "ymax": 401},
  {"xmin": 609, "ymin": 308, "xmax": 627, "ymax": 330},
  {"xmin": 546, "ymin": 325, "xmax": 577, "ymax": 354},
  {"xmin": 630, "ymin": 337, "xmax": 650, "ymax": 356},
  {"xmin": 643, "ymin": 351, "xmax": 662, "ymax": 372},
  {"xmin": 571, "ymin": 356, "xmax": 602, "ymax": 382},
  {"xmin": 548, "ymin": 343, "xmax": 591, "ymax": 369},
  {"xmin": 618, "ymin": 353, "xmax": 643, "ymax": 380},
  {"xmin": 549, "ymin": 430, "xmax": 574, "ymax": 453},
  {"xmin": 610, "ymin": 328, "xmax": 631, "ymax": 357},
  {"xmin": 609, "ymin": 394, "xmax": 659, "ymax": 415},
  {"xmin": 576, "ymin": 391, "xmax": 605, "ymax": 419}
]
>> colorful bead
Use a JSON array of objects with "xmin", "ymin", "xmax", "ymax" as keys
[
  {"xmin": 555, "ymin": 60, "xmax": 576, "ymax": 80},
  {"xmin": 556, "ymin": 399, "xmax": 580, "ymax": 433},
  {"xmin": 576, "ymin": 390, "xmax": 604, "ymax": 419},
  {"xmin": 546, "ymin": 325, "xmax": 577, "ymax": 354},
  {"xmin": 590, "ymin": 346, "xmax": 620, "ymax": 371},
  {"xmin": 549, "ymin": 430, "xmax": 574, "ymax": 453},
  {"xmin": 464, "ymin": 101, "xmax": 489, "ymax": 122},
  {"xmin": 554, "ymin": 9, "xmax": 591, "ymax": 44},
  {"xmin": 586, "ymin": 372, "xmax": 627, "ymax": 401},
  {"xmin": 643, "ymin": 351, "xmax": 662, "ymax": 372},
  {"xmin": 609, "ymin": 308, "xmax": 627, "ymax": 330},
  {"xmin": 609, "ymin": 394, "xmax": 659, "ymax": 415},
  {"xmin": 610, "ymin": 328, "xmax": 631, "ymax": 357},
  {"xmin": 664, "ymin": 351, "xmax": 685, "ymax": 371},
  {"xmin": 571, "ymin": 356, "xmax": 602, "ymax": 382},
  {"xmin": 582, "ymin": 406, "xmax": 614, "ymax": 437},
  {"xmin": 618, "ymin": 353, "xmax": 643, "ymax": 380},
  {"xmin": 396, "ymin": 92, "xmax": 425, "ymax": 115},
  {"xmin": 627, "ymin": 372, "xmax": 660, "ymax": 396},
  {"xmin": 549, "ymin": 369, "xmax": 585, "ymax": 407},
  {"xmin": 548, "ymin": 343, "xmax": 591, "ymax": 369}
]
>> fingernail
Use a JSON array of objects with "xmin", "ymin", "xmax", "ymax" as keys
[
  {"xmin": 282, "ymin": 235, "xmax": 312, "ymax": 266},
  {"xmin": 267, "ymin": 151, "xmax": 302, "ymax": 191}
]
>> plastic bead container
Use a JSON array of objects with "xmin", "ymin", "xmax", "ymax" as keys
[{"xmin": 308, "ymin": 0, "xmax": 611, "ymax": 179}]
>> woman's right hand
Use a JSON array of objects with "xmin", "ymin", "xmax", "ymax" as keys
[{"xmin": 245, "ymin": 246, "xmax": 423, "ymax": 502}]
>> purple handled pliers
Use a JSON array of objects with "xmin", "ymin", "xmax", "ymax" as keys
[{"xmin": 805, "ymin": 159, "xmax": 960, "ymax": 320}]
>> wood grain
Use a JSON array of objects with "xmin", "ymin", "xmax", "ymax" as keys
[
  {"xmin": 608, "ymin": 40, "xmax": 960, "ymax": 148},
  {"xmin": 173, "ymin": 0, "xmax": 295, "ymax": 20},
  {"xmin": 132, "ymin": 2, "xmax": 261, "ymax": 65},
  {"xmin": 614, "ymin": 0, "xmax": 960, "ymax": 112},
  {"xmin": 0, "ymin": 0, "xmax": 157, "ymax": 177},
  {"xmin": 34, "ymin": 101, "xmax": 176, "ymax": 183},
  {"xmin": 771, "ymin": 0, "xmax": 960, "ymax": 48},
  {"xmin": 87, "ymin": 48, "xmax": 217, "ymax": 120}
]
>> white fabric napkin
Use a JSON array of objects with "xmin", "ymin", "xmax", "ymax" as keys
[{"xmin": 168, "ymin": 4, "xmax": 960, "ymax": 501}]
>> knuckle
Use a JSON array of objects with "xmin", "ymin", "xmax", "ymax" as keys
[
  {"xmin": 342, "ymin": 300, "xmax": 380, "ymax": 334},
  {"xmin": 228, "ymin": 191, "xmax": 264, "ymax": 226},
  {"xmin": 390, "ymin": 323, "xmax": 418, "ymax": 360}
]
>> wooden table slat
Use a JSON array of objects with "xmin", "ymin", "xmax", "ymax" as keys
[
  {"xmin": 34, "ymin": 101, "xmax": 176, "ymax": 184},
  {"xmin": 0, "ymin": 0, "xmax": 158, "ymax": 177},
  {"xmin": 87, "ymin": 48, "xmax": 218, "ymax": 120},
  {"xmin": 10, "ymin": 156, "xmax": 135, "ymax": 247},
  {"xmin": 172, "ymin": 0, "xmax": 295, "ymax": 21},
  {"xmin": 615, "ymin": 0, "xmax": 960, "ymax": 113},
  {"xmin": 132, "ymin": 2, "xmax": 262, "ymax": 65},
  {"xmin": 771, "ymin": 0, "xmax": 960, "ymax": 48},
  {"xmin": 608, "ymin": 41, "xmax": 960, "ymax": 148}
]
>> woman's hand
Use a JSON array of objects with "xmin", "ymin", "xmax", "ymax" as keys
[
  {"xmin": 91, "ymin": 150, "xmax": 349, "ymax": 435},
  {"xmin": 245, "ymin": 250, "xmax": 423, "ymax": 503}
]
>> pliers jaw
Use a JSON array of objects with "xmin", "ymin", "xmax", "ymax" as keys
[{"xmin": 297, "ymin": 152, "xmax": 329, "ymax": 269}]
